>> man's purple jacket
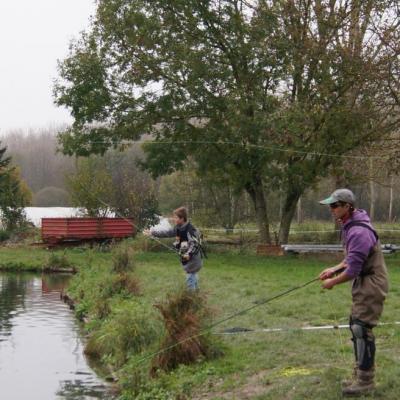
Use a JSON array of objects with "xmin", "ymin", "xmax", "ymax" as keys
[{"xmin": 342, "ymin": 209, "xmax": 378, "ymax": 279}]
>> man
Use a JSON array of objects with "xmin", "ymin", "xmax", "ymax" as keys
[
  {"xmin": 144, "ymin": 207, "xmax": 204, "ymax": 290},
  {"xmin": 319, "ymin": 188, "xmax": 388, "ymax": 397}
]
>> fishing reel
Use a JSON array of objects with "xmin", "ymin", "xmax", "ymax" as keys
[
  {"xmin": 173, "ymin": 239, "xmax": 180, "ymax": 252},
  {"xmin": 179, "ymin": 241, "xmax": 189, "ymax": 255},
  {"xmin": 173, "ymin": 240, "xmax": 189, "ymax": 261}
]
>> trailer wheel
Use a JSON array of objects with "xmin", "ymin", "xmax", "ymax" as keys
[{"xmin": 98, "ymin": 239, "xmax": 113, "ymax": 252}]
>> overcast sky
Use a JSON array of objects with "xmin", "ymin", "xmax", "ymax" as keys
[{"xmin": 0, "ymin": 0, "xmax": 95, "ymax": 134}]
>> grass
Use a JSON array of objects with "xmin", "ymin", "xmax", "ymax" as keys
[
  {"xmin": 0, "ymin": 245, "xmax": 113, "ymax": 272},
  {"xmin": 133, "ymin": 250, "xmax": 399, "ymax": 400},
  {"xmin": 69, "ymin": 247, "xmax": 400, "ymax": 399},
  {"xmin": 0, "ymin": 242, "xmax": 399, "ymax": 399},
  {"xmin": 151, "ymin": 289, "xmax": 220, "ymax": 376}
]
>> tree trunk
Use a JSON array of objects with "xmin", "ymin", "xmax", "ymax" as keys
[
  {"xmin": 232, "ymin": 193, "xmax": 241, "ymax": 228},
  {"xmin": 278, "ymin": 190, "xmax": 302, "ymax": 244},
  {"xmin": 388, "ymin": 176, "xmax": 393, "ymax": 223},
  {"xmin": 296, "ymin": 196, "xmax": 302, "ymax": 224},
  {"xmin": 369, "ymin": 158, "xmax": 375, "ymax": 220},
  {"xmin": 246, "ymin": 181, "xmax": 271, "ymax": 244},
  {"xmin": 333, "ymin": 174, "xmax": 345, "ymax": 239}
]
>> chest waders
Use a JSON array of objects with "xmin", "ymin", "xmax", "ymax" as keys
[{"xmin": 342, "ymin": 222, "xmax": 389, "ymax": 396}]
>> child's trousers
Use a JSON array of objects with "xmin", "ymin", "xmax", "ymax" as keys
[{"xmin": 186, "ymin": 273, "xmax": 199, "ymax": 290}]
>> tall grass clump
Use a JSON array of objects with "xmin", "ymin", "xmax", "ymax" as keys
[
  {"xmin": 151, "ymin": 289, "xmax": 222, "ymax": 375},
  {"xmin": 111, "ymin": 244, "xmax": 140, "ymax": 296},
  {"xmin": 68, "ymin": 245, "xmax": 140, "ymax": 320},
  {"xmin": 45, "ymin": 251, "xmax": 75, "ymax": 271},
  {"xmin": 112, "ymin": 244, "xmax": 135, "ymax": 273},
  {"xmin": 69, "ymin": 264, "xmax": 115, "ymax": 320},
  {"xmin": 84, "ymin": 300, "xmax": 160, "ymax": 368}
]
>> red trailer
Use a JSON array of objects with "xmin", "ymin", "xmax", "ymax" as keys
[{"xmin": 41, "ymin": 217, "xmax": 135, "ymax": 247}]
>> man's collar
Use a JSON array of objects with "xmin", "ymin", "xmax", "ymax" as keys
[{"xmin": 339, "ymin": 212, "xmax": 352, "ymax": 225}]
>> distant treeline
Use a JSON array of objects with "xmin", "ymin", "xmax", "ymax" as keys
[
  {"xmin": 3, "ymin": 127, "xmax": 75, "ymax": 207},
  {"xmin": 2, "ymin": 128, "xmax": 400, "ymax": 225}
]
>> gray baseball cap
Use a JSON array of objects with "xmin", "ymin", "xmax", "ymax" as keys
[{"xmin": 319, "ymin": 188, "xmax": 356, "ymax": 205}]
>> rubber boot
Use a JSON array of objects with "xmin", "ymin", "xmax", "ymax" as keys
[{"xmin": 342, "ymin": 369, "xmax": 375, "ymax": 397}]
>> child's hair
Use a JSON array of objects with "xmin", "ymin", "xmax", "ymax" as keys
[{"xmin": 174, "ymin": 207, "xmax": 188, "ymax": 222}]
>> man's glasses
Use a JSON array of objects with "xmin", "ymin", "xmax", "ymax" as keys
[{"xmin": 330, "ymin": 202, "xmax": 341, "ymax": 209}]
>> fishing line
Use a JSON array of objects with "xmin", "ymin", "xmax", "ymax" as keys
[
  {"xmin": 72, "ymin": 138, "xmax": 398, "ymax": 160},
  {"xmin": 70, "ymin": 178, "xmax": 340, "ymax": 369},
  {"xmin": 57, "ymin": 170, "xmax": 325, "ymax": 358},
  {"xmin": 70, "ymin": 155, "xmax": 181, "ymax": 256},
  {"xmin": 216, "ymin": 321, "xmax": 400, "ymax": 335},
  {"xmin": 93, "ymin": 195, "xmax": 181, "ymax": 256},
  {"xmin": 67, "ymin": 152, "xmax": 394, "ymax": 371},
  {"xmin": 132, "ymin": 275, "xmax": 320, "ymax": 367},
  {"xmin": 326, "ymin": 290, "xmax": 349, "ymax": 366},
  {"xmin": 66, "ymin": 168, "xmax": 180, "ymax": 256}
]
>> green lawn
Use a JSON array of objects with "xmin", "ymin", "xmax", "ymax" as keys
[
  {"xmin": 1, "ymin": 245, "xmax": 399, "ymax": 399},
  {"xmin": 129, "ymin": 251, "xmax": 399, "ymax": 400},
  {"xmin": 0, "ymin": 245, "xmax": 113, "ymax": 271}
]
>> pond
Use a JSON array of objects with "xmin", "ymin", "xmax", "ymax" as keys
[{"xmin": 0, "ymin": 272, "xmax": 112, "ymax": 400}]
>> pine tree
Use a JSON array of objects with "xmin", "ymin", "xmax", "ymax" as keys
[
  {"xmin": 0, "ymin": 143, "xmax": 11, "ymax": 171},
  {"xmin": 0, "ymin": 142, "xmax": 32, "ymax": 231}
]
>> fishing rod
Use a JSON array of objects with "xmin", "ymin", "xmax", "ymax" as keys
[
  {"xmin": 72, "ymin": 183, "xmax": 322, "ymax": 366},
  {"xmin": 133, "ymin": 274, "xmax": 320, "ymax": 367},
  {"xmin": 93, "ymin": 196, "xmax": 182, "ymax": 256},
  {"xmin": 133, "ymin": 265, "xmax": 350, "ymax": 367},
  {"xmin": 72, "ymin": 180, "xmax": 340, "ymax": 368}
]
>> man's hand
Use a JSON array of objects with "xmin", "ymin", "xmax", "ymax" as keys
[
  {"xmin": 182, "ymin": 254, "xmax": 190, "ymax": 261},
  {"xmin": 319, "ymin": 267, "xmax": 336, "ymax": 280},
  {"xmin": 143, "ymin": 229, "xmax": 152, "ymax": 237},
  {"xmin": 322, "ymin": 278, "xmax": 335, "ymax": 290}
]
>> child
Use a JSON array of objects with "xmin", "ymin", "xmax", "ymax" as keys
[{"xmin": 144, "ymin": 207, "xmax": 204, "ymax": 290}]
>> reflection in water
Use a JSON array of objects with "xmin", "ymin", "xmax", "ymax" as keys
[
  {"xmin": 0, "ymin": 274, "xmax": 28, "ymax": 336},
  {"xmin": 0, "ymin": 273, "xmax": 112, "ymax": 400}
]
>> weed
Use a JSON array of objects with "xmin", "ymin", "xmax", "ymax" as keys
[
  {"xmin": 84, "ymin": 300, "xmax": 159, "ymax": 368},
  {"xmin": 45, "ymin": 251, "xmax": 74, "ymax": 271},
  {"xmin": 113, "ymin": 272, "xmax": 141, "ymax": 296},
  {"xmin": 112, "ymin": 245, "xmax": 135, "ymax": 274},
  {"xmin": 151, "ymin": 289, "xmax": 221, "ymax": 375}
]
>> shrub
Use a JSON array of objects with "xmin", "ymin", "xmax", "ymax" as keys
[
  {"xmin": 112, "ymin": 244, "xmax": 135, "ymax": 274},
  {"xmin": 113, "ymin": 272, "xmax": 141, "ymax": 296},
  {"xmin": 110, "ymin": 245, "xmax": 140, "ymax": 295},
  {"xmin": 68, "ymin": 246, "xmax": 141, "ymax": 321},
  {"xmin": 0, "ymin": 230, "xmax": 10, "ymax": 242},
  {"xmin": 151, "ymin": 289, "xmax": 221, "ymax": 375},
  {"xmin": 84, "ymin": 300, "xmax": 159, "ymax": 368},
  {"xmin": 45, "ymin": 252, "xmax": 74, "ymax": 271},
  {"xmin": 71, "ymin": 272, "xmax": 115, "ymax": 320}
]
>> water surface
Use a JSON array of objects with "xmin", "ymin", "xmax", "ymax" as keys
[{"xmin": 0, "ymin": 273, "xmax": 111, "ymax": 400}]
